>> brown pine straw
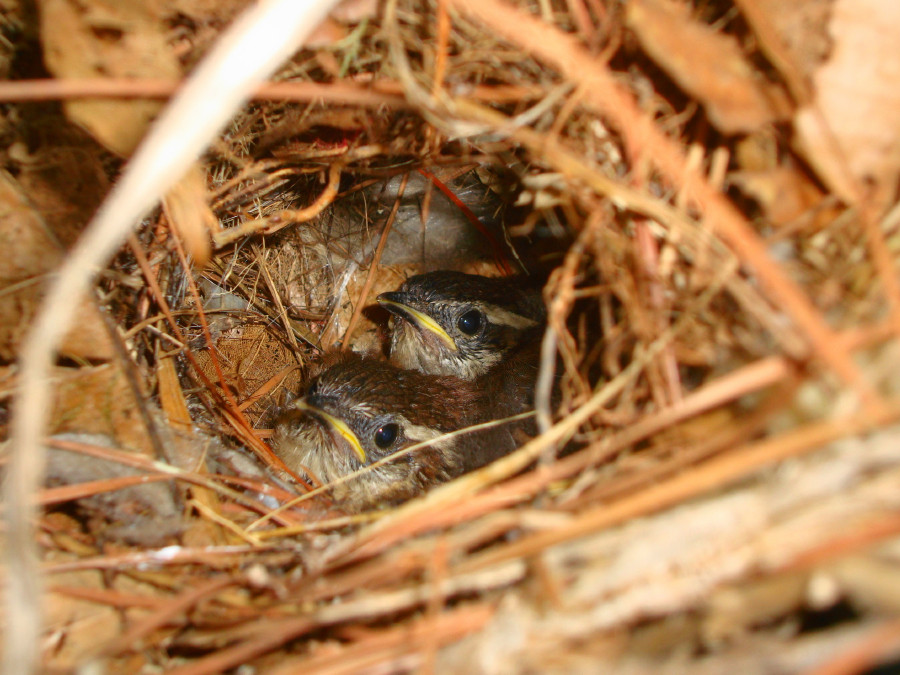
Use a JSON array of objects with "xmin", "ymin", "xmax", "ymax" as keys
[
  {"xmin": 37, "ymin": 474, "xmax": 175, "ymax": 505},
  {"xmin": 806, "ymin": 619, "xmax": 900, "ymax": 675},
  {"xmin": 236, "ymin": 364, "xmax": 303, "ymax": 413},
  {"xmin": 445, "ymin": 0, "xmax": 880, "ymax": 404},
  {"xmin": 331, "ymin": 375, "xmax": 900, "ymax": 572},
  {"xmin": 452, "ymin": 399, "xmax": 900, "ymax": 575},
  {"xmin": 164, "ymin": 570, "xmax": 518, "ymax": 675},
  {"xmin": 89, "ymin": 576, "xmax": 234, "ymax": 661},
  {"xmin": 42, "ymin": 545, "xmax": 280, "ymax": 575},
  {"xmin": 212, "ymin": 162, "xmax": 342, "ymax": 247},
  {"xmin": 267, "ymin": 605, "xmax": 493, "ymax": 675},
  {"xmin": 784, "ymin": 514, "xmax": 900, "ymax": 573},
  {"xmin": 48, "ymin": 585, "xmax": 169, "ymax": 610},
  {"xmin": 342, "ymin": 172, "xmax": 408, "ymax": 349},
  {"xmin": 43, "ymin": 437, "xmax": 302, "ymax": 526},
  {"xmin": 0, "ymin": 77, "xmax": 544, "ymax": 105}
]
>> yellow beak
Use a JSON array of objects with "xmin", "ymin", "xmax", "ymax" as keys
[
  {"xmin": 294, "ymin": 399, "xmax": 367, "ymax": 463},
  {"xmin": 377, "ymin": 297, "xmax": 458, "ymax": 352}
]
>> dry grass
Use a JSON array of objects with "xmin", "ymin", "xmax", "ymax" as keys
[{"xmin": 2, "ymin": 0, "xmax": 900, "ymax": 672}]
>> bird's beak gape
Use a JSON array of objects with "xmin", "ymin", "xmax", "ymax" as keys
[
  {"xmin": 377, "ymin": 294, "xmax": 458, "ymax": 352},
  {"xmin": 293, "ymin": 398, "xmax": 367, "ymax": 463}
]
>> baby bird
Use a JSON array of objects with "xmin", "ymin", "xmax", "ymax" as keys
[
  {"xmin": 271, "ymin": 354, "xmax": 524, "ymax": 511},
  {"xmin": 377, "ymin": 270, "xmax": 545, "ymax": 379}
]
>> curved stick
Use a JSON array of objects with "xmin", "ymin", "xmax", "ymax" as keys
[{"xmin": 3, "ymin": 1, "xmax": 342, "ymax": 671}]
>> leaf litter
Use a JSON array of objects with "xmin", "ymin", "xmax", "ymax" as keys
[{"xmin": 2, "ymin": 0, "xmax": 900, "ymax": 672}]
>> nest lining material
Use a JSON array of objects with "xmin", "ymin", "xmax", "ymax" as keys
[{"xmin": 3, "ymin": 0, "xmax": 900, "ymax": 672}]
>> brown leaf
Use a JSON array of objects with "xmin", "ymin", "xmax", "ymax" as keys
[
  {"xmin": 45, "ymin": 571, "xmax": 122, "ymax": 669},
  {"xmin": 729, "ymin": 167, "xmax": 824, "ymax": 226},
  {"xmin": 794, "ymin": 0, "xmax": 900, "ymax": 206},
  {"xmin": 37, "ymin": 0, "xmax": 182, "ymax": 155},
  {"xmin": 157, "ymin": 356, "xmax": 193, "ymax": 433},
  {"xmin": 192, "ymin": 323, "xmax": 301, "ymax": 419},
  {"xmin": 51, "ymin": 364, "xmax": 154, "ymax": 456},
  {"xmin": 738, "ymin": 0, "xmax": 831, "ymax": 84},
  {"xmin": 330, "ymin": 0, "xmax": 378, "ymax": 23},
  {"xmin": 45, "ymin": 434, "xmax": 183, "ymax": 544},
  {"xmin": 163, "ymin": 165, "xmax": 215, "ymax": 267},
  {"xmin": 627, "ymin": 0, "xmax": 779, "ymax": 134},
  {"xmin": 0, "ymin": 171, "xmax": 113, "ymax": 362}
]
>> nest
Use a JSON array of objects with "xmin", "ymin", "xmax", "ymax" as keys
[{"xmin": 3, "ymin": 0, "xmax": 900, "ymax": 672}]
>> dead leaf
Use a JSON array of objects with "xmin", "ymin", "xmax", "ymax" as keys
[
  {"xmin": 45, "ymin": 433, "xmax": 183, "ymax": 544},
  {"xmin": 51, "ymin": 364, "xmax": 153, "ymax": 456},
  {"xmin": 794, "ymin": 0, "xmax": 900, "ymax": 207},
  {"xmin": 330, "ymin": 0, "xmax": 378, "ymax": 23},
  {"xmin": 0, "ymin": 171, "xmax": 113, "ymax": 362},
  {"xmin": 44, "ymin": 570, "xmax": 122, "ymax": 669},
  {"xmin": 737, "ymin": 0, "xmax": 831, "ymax": 84},
  {"xmin": 0, "ymin": 171, "xmax": 60, "ymax": 283},
  {"xmin": 10, "ymin": 124, "xmax": 112, "ymax": 248},
  {"xmin": 627, "ymin": 0, "xmax": 780, "ymax": 134},
  {"xmin": 729, "ymin": 167, "xmax": 824, "ymax": 226},
  {"xmin": 157, "ymin": 357, "xmax": 193, "ymax": 433},
  {"xmin": 37, "ymin": 0, "xmax": 182, "ymax": 155},
  {"xmin": 163, "ymin": 165, "xmax": 215, "ymax": 266}
]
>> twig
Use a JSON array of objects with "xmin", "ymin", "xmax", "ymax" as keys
[
  {"xmin": 804, "ymin": 619, "xmax": 900, "ymax": 675},
  {"xmin": 90, "ymin": 576, "xmax": 233, "ymax": 660},
  {"xmin": 448, "ymin": 0, "xmax": 877, "ymax": 404},
  {"xmin": 341, "ymin": 172, "xmax": 408, "ymax": 349},
  {"xmin": 329, "ymin": 355, "xmax": 792, "ymax": 562},
  {"xmin": 455, "ymin": 400, "xmax": 900, "ymax": 574},
  {"xmin": 5, "ymin": 5, "xmax": 342, "ymax": 669},
  {"xmin": 213, "ymin": 163, "xmax": 342, "ymax": 248},
  {"xmin": 0, "ymin": 77, "xmax": 543, "ymax": 105}
]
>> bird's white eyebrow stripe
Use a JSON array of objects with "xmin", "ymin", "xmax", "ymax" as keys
[
  {"xmin": 481, "ymin": 303, "xmax": 539, "ymax": 329},
  {"xmin": 401, "ymin": 418, "xmax": 454, "ymax": 449}
]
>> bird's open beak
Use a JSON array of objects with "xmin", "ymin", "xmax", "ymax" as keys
[
  {"xmin": 294, "ymin": 399, "xmax": 367, "ymax": 463},
  {"xmin": 377, "ymin": 293, "xmax": 458, "ymax": 352}
]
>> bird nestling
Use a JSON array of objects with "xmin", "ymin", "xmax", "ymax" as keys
[
  {"xmin": 377, "ymin": 270, "xmax": 546, "ymax": 379},
  {"xmin": 271, "ymin": 354, "xmax": 524, "ymax": 511}
]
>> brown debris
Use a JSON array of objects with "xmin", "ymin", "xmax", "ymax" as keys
[
  {"xmin": 627, "ymin": 0, "xmax": 782, "ymax": 134},
  {"xmin": 37, "ymin": 0, "xmax": 182, "ymax": 155},
  {"xmin": 795, "ymin": 0, "xmax": 900, "ymax": 207},
  {"xmin": 0, "ymin": 171, "xmax": 113, "ymax": 362},
  {"xmin": 3, "ymin": 0, "xmax": 900, "ymax": 673}
]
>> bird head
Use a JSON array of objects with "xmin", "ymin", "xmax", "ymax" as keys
[
  {"xmin": 377, "ymin": 271, "xmax": 545, "ymax": 379},
  {"xmin": 272, "ymin": 354, "xmax": 477, "ymax": 510}
]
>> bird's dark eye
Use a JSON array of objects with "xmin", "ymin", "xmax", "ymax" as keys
[
  {"xmin": 305, "ymin": 380, "xmax": 319, "ymax": 398},
  {"xmin": 374, "ymin": 423, "xmax": 399, "ymax": 449},
  {"xmin": 456, "ymin": 309, "xmax": 483, "ymax": 336}
]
